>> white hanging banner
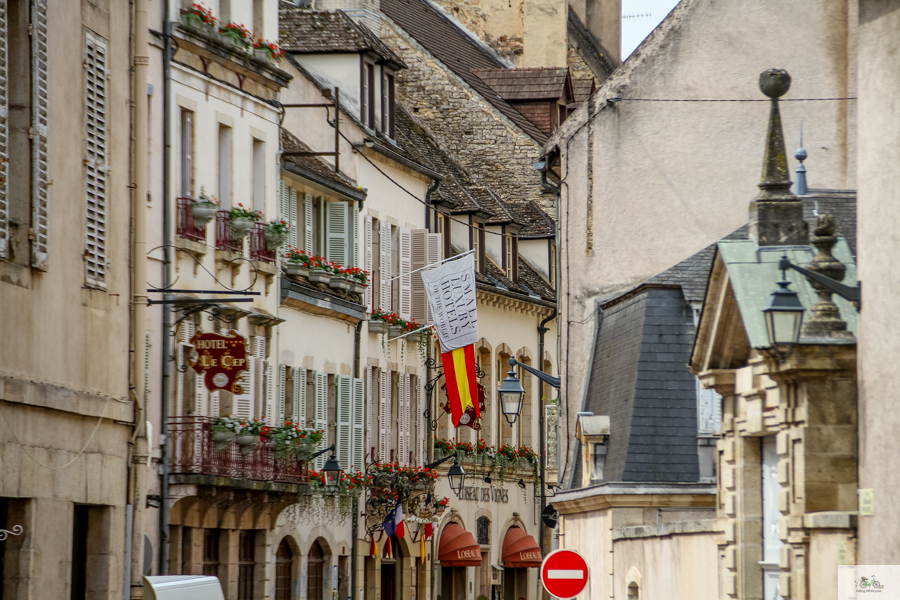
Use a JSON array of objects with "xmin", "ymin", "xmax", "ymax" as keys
[{"xmin": 420, "ymin": 253, "xmax": 478, "ymax": 353}]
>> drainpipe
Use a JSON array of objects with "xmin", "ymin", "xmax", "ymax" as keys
[
  {"xmin": 158, "ymin": 0, "xmax": 173, "ymax": 576},
  {"xmin": 425, "ymin": 179, "xmax": 440, "ymax": 229},
  {"xmin": 352, "ymin": 319, "xmax": 362, "ymax": 600},
  {"xmin": 129, "ymin": 0, "xmax": 150, "ymax": 595},
  {"xmin": 536, "ymin": 307, "xmax": 556, "ymax": 557}
]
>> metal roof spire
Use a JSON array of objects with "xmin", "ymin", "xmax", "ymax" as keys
[{"xmin": 794, "ymin": 122, "xmax": 808, "ymax": 195}]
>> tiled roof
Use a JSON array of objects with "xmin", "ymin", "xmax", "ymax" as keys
[
  {"xmin": 381, "ymin": 0, "xmax": 548, "ymax": 144},
  {"xmin": 509, "ymin": 200, "xmax": 556, "ymax": 239},
  {"xmin": 571, "ymin": 77, "xmax": 596, "ymax": 105},
  {"xmin": 278, "ymin": 8, "xmax": 406, "ymax": 67},
  {"xmin": 281, "ymin": 128, "xmax": 359, "ymax": 190},
  {"xmin": 472, "ymin": 68, "xmax": 571, "ymax": 102},
  {"xmin": 450, "ymin": 246, "xmax": 555, "ymax": 305}
]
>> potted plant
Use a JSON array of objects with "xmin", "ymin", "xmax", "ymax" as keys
[
  {"xmin": 235, "ymin": 417, "xmax": 268, "ymax": 455},
  {"xmin": 264, "ymin": 218, "xmax": 291, "ymax": 250},
  {"xmin": 180, "ymin": 3, "xmax": 217, "ymax": 33},
  {"xmin": 229, "ymin": 204, "xmax": 260, "ymax": 240},
  {"xmin": 219, "ymin": 22, "xmax": 252, "ymax": 50},
  {"xmin": 284, "ymin": 246, "xmax": 312, "ymax": 277},
  {"xmin": 329, "ymin": 266, "xmax": 352, "ymax": 291},
  {"xmin": 190, "ymin": 186, "xmax": 219, "ymax": 228},
  {"xmin": 344, "ymin": 267, "xmax": 369, "ymax": 295},
  {"xmin": 252, "ymin": 38, "xmax": 285, "ymax": 64},
  {"xmin": 369, "ymin": 308, "xmax": 399, "ymax": 335},
  {"xmin": 211, "ymin": 415, "xmax": 240, "ymax": 451},
  {"xmin": 434, "ymin": 496, "xmax": 451, "ymax": 517},
  {"xmin": 308, "ymin": 257, "xmax": 333, "ymax": 285}
]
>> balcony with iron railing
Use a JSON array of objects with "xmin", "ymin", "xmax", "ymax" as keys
[
  {"xmin": 250, "ymin": 222, "xmax": 276, "ymax": 263},
  {"xmin": 177, "ymin": 197, "xmax": 208, "ymax": 243},
  {"xmin": 167, "ymin": 416, "xmax": 309, "ymax": 488},
  {"xmin": 215, "ymin": 211, "xmax": 244, "ymax": 254}
]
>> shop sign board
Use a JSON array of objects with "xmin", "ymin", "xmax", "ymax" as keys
[
  {"xmin": 189, "ymin": 330, "xmax": 249, "ymax": 393},
  {"xmin": 540, "ymin": 549, "xmax": 589, "ymax": 599}
]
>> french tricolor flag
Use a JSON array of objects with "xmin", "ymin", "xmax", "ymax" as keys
[{"xmin": 383, "ymin": 504, "xmax": 405, "ymax": 539}]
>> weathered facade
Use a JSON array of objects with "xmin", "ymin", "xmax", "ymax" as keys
[{"xmin": 0, "ymin": 1, "xmax": 135, "ymax": 599}]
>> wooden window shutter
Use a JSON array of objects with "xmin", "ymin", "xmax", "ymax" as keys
[
  {"xmin": 351, "ymin": 203, "xmax": 359, "ymax": 267},
  {"xmin": 30, "ymin": 0, "xmax": 49, "ymax": 270},
  {"xmin": 277, "ymin": 364, "xmax": 286, "ymax": 426},
  {"xmin": 426, "ymin": 234, "xmax": 442, "ymax": 323},
  {"xmin": 379, "ymin": 221, "xmax": 392, "ymax": 311},
  {"xmin": 317, "ymin": 196, "xmax": 326, "ymax": 256},
  {"xmin": 511, "ymin": 235, "xmax": 518, "ymax": 282},
  {"xmin": 398, "ymin": 227, "xmax": 412, "ymax": 320},
  {"xmin": 378, "ymin": 369, "xmax": 389, "ymax": 461},
  {"xmin": 303, "ymin": 192, "xmax": 314, "ymax": 254},
  {"xmin": 364, "ymin": 216, "xmax": 374, "ymax": 311},
  {"xmin": 366, "ymin": 366, "xmax": 374, "ymax": 463},
  {"xmin": 144, "ymin": 331, "xmax": 152, "ymax": 411},
  {"xmin": 313, "ymin": 371, "xmax": 328, "ymax": 469},
  {"xmin": 289, "ymin": 187, "xmax": 298, "ymax": 248},
  {"xmin": 253, "ymin": 337, "xmax": 267, "ymax": 418},
  {"xmin": 234, "ymin": 336, "xmax": 256, "ymax": 419},
  {"xmin": 325, "ymin": 200, "xmax": 348, "ymax": 265},
  {"xmin": 0, "ymin": 0, "xmax": 8, "ymax": 259},
  {"xmin": 292, "ymin": 367, "xmax": 306, "ymax": 426},
  {"xmin": 352, "ymin": 377, "xmax": 364, "ymax": 470},
  {"xmin": 84, "ymin": 31, "xmax": 109, "ymax": 288},
  {"xmin": 335, "ymin": 375, "xmax": 352, "ymax": 471},
  {"xmin": 413, "ymin": 377, "xmax": 422, "ymax": 465},
  {"xmin": 175, "ymin": 321, "xmax": 196, "ymax": 417},
  {"xmin": 396, "ymin": 374, "xmax": 406, "ymax": 466},
  {"xmin": 410, "ymin": 229, "xmax": 428, "ymax": 323}
]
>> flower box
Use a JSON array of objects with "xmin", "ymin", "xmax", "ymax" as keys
[
  {"xmin": 329, "ymin": 276, "xmax": 351, "ymax": 291},
  {"xmin": 236, "ymin": 434, "xmax": 260, "ymax": 455},
  {"xmin": 308, "ymin": 270, "xmax": 332, "ymax": 285},
  {"xmin": 369, "ymin": 320, "xmax": 388, "ymax": 335},
  {"xmin": 231, "ymin": 217, "xmax": 255, "ymax": 240},
  {"xmin": 389, "ymin": 325, "xmax": 405, "ymax": 338},
  {"xmin": 351, "ymin": 282, "xmax": 366, "ymax": 295},
  {"xmin": 285, "ymin": 262, "xmax": 309, "ymax": 278}
]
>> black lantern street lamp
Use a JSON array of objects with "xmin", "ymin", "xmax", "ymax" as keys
[
  {"xmin": 447, "ymin": 459, "xmax": 466, "ymax": 496},
  {"xmin": 498, "ymin": 361, "xmax": 526, "ymax": 425},
  {"xmin": 311, "ymin": 444, "xmax": 344, "ymax": 493},
  {"xmin": 762, "ymin": 262, "xmax": 806, "ymax": 362}
]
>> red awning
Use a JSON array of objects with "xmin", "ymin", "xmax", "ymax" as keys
[
  {"xmin": 501, "ymin": 527, "xmax": 542, "ymax": 568},
  {"xmin": 438, "ymin": 523, "xmax": 483, "ymax": 567}
]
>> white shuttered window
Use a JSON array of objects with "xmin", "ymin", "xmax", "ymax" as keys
[
  {"xmin": 379, "ymin": 221, "xmax": 392, "ymax": 311},
  {"xmin": 0, "ymin": 1, "xmax": 8, "ymax": 258},
  {"xmin": 352, "ymin": 377, "xmax": 364, "ymax": 470},
  {"xmin": 378, "ymin": 369, "xmax": 391, "ymax": 462},
  {"xmin": 398, "ymin": 227, "xmax": 412, "ymax": 320},
  {"xmin": 325, "ymin": 200, "xmax": 349, "ymax": 265},
  {"xmin": 313, "ymin": 371, "xmax": 328, "ymax": 469},
  {"xmin": 292, "ymin": 367, "xmax": 306, "ymax": 426},
  {"xmin": 366, "ymin": 366, "xmax": 374, "ymax": 463},
  {"xmin": 335, "ymin": 375, "xmax": 353, "ymax": 472},
  {"xmin": 84, "ymin": 31, "xmax": 109, "ymax": 288},
  {"xmin": 31, "ymin": 0, "xmax": 49, "ymax": 270},
  {"xmin": 364, "ymin": 216, "xmax": 374, "ymax": 310}
]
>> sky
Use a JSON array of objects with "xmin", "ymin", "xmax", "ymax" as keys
[{"xmin": 621, "ymin": 0, "xmax": 682, "ymax": 59}]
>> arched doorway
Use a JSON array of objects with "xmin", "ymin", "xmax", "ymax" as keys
[
  {"xmin": 501, "ymin": 526, "xmax": 542, "ymax": 600},
  {"xmin": 308, "ymin": 540, "xmax": 327, "ymax": 600},
  {"xmin": 276, "ymin": 539, "xmax": 294, "ymax": 600},
  {"xmin": 381, "ymin": 535, "xmax": 402, "ymax": 600},
  {"xmin": 438, "ymin": 523, "xmax": 482, "ymax": 600}
]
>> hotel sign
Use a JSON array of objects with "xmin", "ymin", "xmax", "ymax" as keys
[
  {"xmin": 458, "ymin": 486, "xmax": 509, "ymax": 503},
  {"xmin": 189, "ymin": 330, "xmax": 249, "ymax": 393}
]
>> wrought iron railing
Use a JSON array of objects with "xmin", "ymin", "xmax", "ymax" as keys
[
  {"xmin": 176, "ymin": 197, "xmax": 207, "ymax": 242},
  {"xmin": 167, "ymin": 416, "xmax": 308, "ymax": 484},
  {"xmin": 215, "ymin": 211, "xmax": 244, "ymax": 253},
  {"xmin": 250, "ymin": 222, "xmax": 276, "ymax": 263}
]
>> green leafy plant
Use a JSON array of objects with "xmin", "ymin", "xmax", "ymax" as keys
[
  {"xmin": 219, "ymin": 22, "xmax": 252, "ymax": 48},
  {"xmin": 252, "ymin": 38, "xmax": 285, "ymax": 62},
  {"xmin": 264, "ymin": 218, "xmax": 292, "ymax": 235},
  {"xmin": 193, "ymin": 185, "xmax": 219, "ymax": 207},
  {"xmin": 229, "ymin": 203, "xmax": 262, "ymax": 221},
  {"xmin": 181, "ymin": 3, "xmax": 217, "ymax": 27}
]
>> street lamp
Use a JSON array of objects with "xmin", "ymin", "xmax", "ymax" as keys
[
  {"xmin": 311, "ymin": 444, "xmax": 344, "ymax": 493},
  {"xmin": 763, "ymin": 260, "xmax": 806, "ymax": 362},
  {"xmin": 498, "ymin": 360, "xmax": 526, "ymax": 425},
  {"xmin": 447, "ymin": 459, "xmax": 466, "ymax": 496}
]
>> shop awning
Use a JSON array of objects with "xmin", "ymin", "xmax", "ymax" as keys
[
  {"xmin": 438, "ymin": 523, "xmax": 483, "ymax": 567},
  {"xmin": 501, "ymin": 527, "xmax": 542, "ymax": 568}
]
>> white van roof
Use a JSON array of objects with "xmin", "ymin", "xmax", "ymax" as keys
[{"xmin": 143, "ymin": 576, "xmax": 225, "ymax": 600}]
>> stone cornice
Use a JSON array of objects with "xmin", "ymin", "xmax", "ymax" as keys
[{"xmin": 552, "ymin": 483, "xmax": 717, "ymax": 514}]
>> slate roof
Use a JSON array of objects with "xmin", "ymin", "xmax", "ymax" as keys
[
  {"xmin": 281, "ymin": 128, "xmax": 358, "ymax": 190},
  {"xmin": 472, "ymin": 68, "xmax": 571, "ymax": 102},
  {"xmin": 381, "ymin": 0, "xmax": 548, "ymax": 144},
  {"xmin": 279, "ymin": 8, "xmax": 406, "ymax": 67}
]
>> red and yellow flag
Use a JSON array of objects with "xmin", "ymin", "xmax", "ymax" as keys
[{"xmin": 441, "ymin": 344, "xmax": 481, "ymax": 428}]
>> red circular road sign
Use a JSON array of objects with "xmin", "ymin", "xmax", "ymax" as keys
[{"xmin": 540, "ymin": 549, "xmax": 589, "ymax": 598}]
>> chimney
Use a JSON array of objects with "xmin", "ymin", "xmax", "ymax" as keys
[{"xmin": 748, "ymin": 69, "xmax": 808, "ymax": 246}]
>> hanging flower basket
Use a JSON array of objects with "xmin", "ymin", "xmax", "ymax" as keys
[
  {"xmin": 230, "ymin": 218, "xmax": 254, "ymax": 240},
  {"xmin": 285, "ymin": 262, "xmax": 309, "ymax": 278},
  {"xmin": 236, "ymin": 434, "xmax": 260, "ymax": 455},
  {"xmin": 264, "ymin": 219, "xmax": 291, "ymax": 250},
  {"xmin": 211, "ymin": 430, "xmax": 235, "ymax": 451},
  {"xmin": 192, "ymin": 204, "xmax": 217, "ymax": 228}
]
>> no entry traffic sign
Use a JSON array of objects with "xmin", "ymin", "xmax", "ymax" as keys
[{"xmin": 540, "ymin": 549, "xmax": 589, "ymax": 598}]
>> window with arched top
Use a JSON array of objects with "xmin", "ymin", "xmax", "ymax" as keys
[
  {"xmin": 476, "ymin": 517, "xmax": 490, "ymax": 545},
  {"xmin": 308, "ymin": 540, "xmax": 326, "ymax": 600},
  {"xmin": 275, "ymin": 540, "xmax": 294, "ymax": 600}
]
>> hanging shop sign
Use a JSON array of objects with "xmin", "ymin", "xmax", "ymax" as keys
[{"xmin": 189, "ymin": 330, "xmax": 249, "ymax": 393}]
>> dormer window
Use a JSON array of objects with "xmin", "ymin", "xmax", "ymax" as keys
[
  {"xmin": 471, "ymin": 220, "xmax": 485, "ymax": 273},
  {"xmin": 502, "ymin": 226, "xmax": 518, "ymax": 282},
  {"xmin": 382, "ymin": 70, "xmax": 395, "ymax": 138},
  {"xmin": 361, "ymin": 60, "xmax": 376, "ymax": 129}
]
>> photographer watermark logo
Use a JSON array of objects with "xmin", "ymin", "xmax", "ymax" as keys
[{"xmin": 856, "ymin": 575, "xmax": 885, "ymax": 593}]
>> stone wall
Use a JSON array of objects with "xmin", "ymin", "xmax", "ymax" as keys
[{"xmin": 380, "ymin": 21, "xmax": 554, "ymax": 213}]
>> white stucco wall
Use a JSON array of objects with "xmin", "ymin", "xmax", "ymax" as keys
[{"xmin": 293, "ymin": 54, "xmax": 364, "ymax": 121}]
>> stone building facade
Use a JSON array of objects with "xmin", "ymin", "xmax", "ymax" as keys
[{"xmin": 0, "ymin": 1, "xmax": 135, "ymax": 599}]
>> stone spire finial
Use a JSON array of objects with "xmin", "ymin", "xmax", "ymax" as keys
[
  {"xmin": 749, "ymin": 69, "xmax": 809, "ymax": 246},
  {"xmin": 801, "ymin": 214, "xmax": 853, "ymax": 338},
  {"xmin": 795, "ymin": 122, "xmax": 808, "ymax": 195}
]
